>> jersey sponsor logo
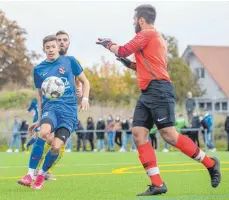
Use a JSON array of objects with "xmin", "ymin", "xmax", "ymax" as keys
[
  {"xmin": 59, "ymin": 67, "xmax": 65, "ymax": 74},
  {"xmin": 60, "ymin": 77, "xmax": 70, "ymax": 89}
]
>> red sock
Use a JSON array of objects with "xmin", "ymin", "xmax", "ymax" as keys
[
  {"xmin": 137, "ymin": 141, "xmax": 163, "ymax": 186},
  {"xmin": 175, "ymin": 134, "xmax": 215, "ymax": 168}
]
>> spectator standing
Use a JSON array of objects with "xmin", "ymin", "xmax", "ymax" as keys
[
  {"xmin": 94, "ymin": 117, "xmax": 106, "ymax": 152},
  {"xmin": 86, "ymin": 117, "xmax": 95, "ymax": 151},
  {"xmin": 186, "ymin": 91, "xmax": 196, "ymax": 123},
  {"xmin": 20, "ymin": 120, "xmax": 29, "ymax": 152},
  {"xmin": 6, "ymin": 116, "xmax": 21, "ymax": 153}
]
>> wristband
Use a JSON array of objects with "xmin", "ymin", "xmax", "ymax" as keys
[{"xmin": 82, "ymin": 97, "xmax": 89, "ymax": 102}]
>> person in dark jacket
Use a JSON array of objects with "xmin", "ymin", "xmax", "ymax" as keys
[
  {"xmin": 76, "ymin": 120, "xmax": 86, "ymax": 151},
  {"xmin": 94, "ymin": 117, "xmax": 106, "ymax": 152},
  {"xmin": 86, "ymin": 117, "xmax": 95, "ymax": 151},
  {"xmin": 224, "ymin": 114, "xmax": 229, "ymax": 151},
  {"xmin": 20, "ymin": 120, "xmax": 29, "ymax": 152},
  {"xmin": 185, "ymin": 91, "xmax": 196, "ymax": 123},
  {"xmin": 119, "ymin": 118, "xmax": 136, "ymax": 152},
  {"xmin": 190, "ymin": 112, "xmax": 201, "ymax": 147}
]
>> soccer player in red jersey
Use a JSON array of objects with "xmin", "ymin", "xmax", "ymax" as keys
[{"xmin": 96, "ymin": 4, "xmax": 221, "ymax": 196}]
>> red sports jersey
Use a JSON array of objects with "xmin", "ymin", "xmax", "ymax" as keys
[{"xmin": 118, "ymin": 28, "xmax": 171, "ymax": 90}]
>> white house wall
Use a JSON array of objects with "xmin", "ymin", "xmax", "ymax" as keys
[{"xmin": 187, "ymin": 54, "xmax": 226, "ymax": 99}]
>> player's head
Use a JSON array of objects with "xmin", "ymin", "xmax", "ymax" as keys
[
  {"xmin": 43, "ymin": 35, "xmax": 59, "ymax": 61},
  {"xmin": 56, "ymin": 30, "xmax": 70, "ymax": 55},
  {"xmin": 134, "ymin": 4, "xmax": 156, "ymax": 33}
]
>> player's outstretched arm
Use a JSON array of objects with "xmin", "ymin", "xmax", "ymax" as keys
[
  {"xmin": 96, "ymin": 32, "xmax": 149, "ymax": 58},
  {"xmin": 77, "ymin": 72, "xmax": 90, "ymax": 112}
]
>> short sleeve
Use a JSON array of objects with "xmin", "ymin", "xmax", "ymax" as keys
[
  {"xmin": 33, "ymin": 68, "xmax": 42, "ymax": 89},
  {"xmin": 69, "ymin": 56, "xmax": 83, "ymax": 76}
]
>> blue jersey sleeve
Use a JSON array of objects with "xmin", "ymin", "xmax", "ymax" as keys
[
  {"xmin": 28, "ymin": 99, "xmax": 37, "ymax": 112},
  {"xmin": 27, "ymin": 100, "xmax": 34, "ymax": 112},
  {"xmin": 69, "ymin": 56, "xmax": 83, "ymax": 76},
  {"xmin": 33, "ymin": 68, "xmax": 42, "ymax": 89}
]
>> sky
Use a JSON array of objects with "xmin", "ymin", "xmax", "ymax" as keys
[{"xmin": 1, "ymin": 1, "xmax": 229, "ymax": 67}]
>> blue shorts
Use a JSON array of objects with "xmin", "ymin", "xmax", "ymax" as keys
[{"xmin": 40, "ymin": 107, "xmax": 77, "ymax": 134}]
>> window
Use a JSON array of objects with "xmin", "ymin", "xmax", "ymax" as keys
[
  {"xmin": 207, "ymin": 102, "xmax": 212, "ymax": 110},
  {"xmin": 200, "ymin": 68, "xmax": 205, "ymax": 78},
  {"xmin": 215, "ymin": 102, "xmax": 220, "ymax": 111},
  {"xmin": 195, "ymin": 68, "xmax": 205, "ymax": 79},
  {"xmin": 222, "ymin": 102, "xmax": 228, "ymax": 110},
  {"xmin": 195, "ymin": 68, "xmax": 200, "ymax": 79},
  {"xmin": 199, "ymin": 103, "xmax": 205, "ymax": 109}
]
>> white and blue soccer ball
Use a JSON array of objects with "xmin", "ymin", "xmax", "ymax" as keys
[{"xmin": 41, "ymin": 76, "xmax": 65, "ymax": 99}]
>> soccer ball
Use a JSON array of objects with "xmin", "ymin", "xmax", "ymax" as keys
[{"xmin": 41, "ymin": 76, "xmax": 65, "ymax": 99}]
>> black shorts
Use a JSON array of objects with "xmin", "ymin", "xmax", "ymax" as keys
[{"xmin": 133, "ymin": 80, "xmax": 176, "ymax": 130}]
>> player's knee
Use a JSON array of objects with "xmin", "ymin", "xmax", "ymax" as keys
[
  {"xmin": 159, "ymin": 126, "xmax": 178, "ymax": 146},
  {"xmin": 46, "ymin": 132, "xmax": 54, "ymax": 145},
  {"xmin": 50, "ymin": 145, "xmax": 60, "ymax": 155},
  {"xmin": 55, "ymin": 127, "xmax": 70, "ymax": 143},
  {"xmin": 132, "ymin": 127, "xmax": 149, "ymax": 147},
  {"xmin": 39, "ymin": 129, "xmax": 50, "ymax": 140}
]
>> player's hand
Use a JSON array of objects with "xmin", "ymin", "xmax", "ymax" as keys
[
  {"xmin": 79, "ymin": 98, "xmax": 89, "ymax": 112},
  {"xmin": 96, "ymin": 38, "xmax": 116, "ymax": 50},
  {"xmin": 28, "ymin": 122, "xmax": 39, "ymax": 136}
]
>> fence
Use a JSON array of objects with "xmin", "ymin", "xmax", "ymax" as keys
[{"xmin": 0, "ymin": 128, "xmax": 215, "ymax": 152}]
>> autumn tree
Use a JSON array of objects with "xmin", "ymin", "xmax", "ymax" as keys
[{"xmin": 0, "ymin": 10, "xmax": 39, "ymax": 89}]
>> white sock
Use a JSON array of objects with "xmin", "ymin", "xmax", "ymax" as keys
[
  {"xmin": 38, "ymin": 169, "xmax": 47, "ymax": 176},
  {"xmin": 28, "ymin": 168, "xmax": 35, "ymax": 178},
  {"xmin": 193, "ymin": 149, "xmax": 206, "ymax": 162}
]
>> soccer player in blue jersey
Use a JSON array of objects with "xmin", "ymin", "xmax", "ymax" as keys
[
  {"xmin": 35, "ymin": 31, "xmax": 83, "ymax": 181},
  {"xmin": 18, "ymin": 35, "xmax": 90, "ymax": 190}
]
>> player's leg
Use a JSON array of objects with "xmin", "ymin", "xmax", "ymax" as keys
[
  {"xmin": 33, "ymin": 127, "xmax": 69, "ymax": 190},
  {"xmin": 18, "ymin": 111, "xmax": 57, "ymax": 187},
  {"xmin": 18, "ymin": 123, "xmax": 52, "ymax": 187},
  {"xmin": 132, "ymin": 99, "xmax": 167, "ymax": 196},
  {"xmin": 26, "ymin": 137, "xmax": 37, "ymax": 149},
  {"xmin": 47, "ymin": 144, "xmax": 65, "ymax": 174},
  {"xmin": 37, "ymin": 132, "xmax": 54, "ymax": 170},
  {"xmin": 45, "ymin": 115, "xmax": 77, "ymax": 180},
  {"xmin": 154, "ymin": 83, "xmax": 220, "ymax": 188}
]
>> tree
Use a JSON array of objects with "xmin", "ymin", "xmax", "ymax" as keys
[
  {"xmin": 84, "ymin": 57, "xmax": 139, "ymax": 106},
  {"xmin": 163, "ymin": 34, "xmax": 204, "ymax": 103},
  {"xmin": 168, "ymin": 57, "xmax": 203, "ymax": 103},
  {"xmin": 0, "ymin": 10, "xmax": 40, "ymax": 90},
  {"xmin": 162, "ymin": 34, "xmax": 179, "ymax": 58}
]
